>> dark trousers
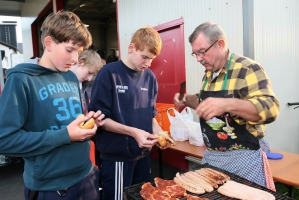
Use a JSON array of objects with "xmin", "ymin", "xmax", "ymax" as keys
[
  {"xmin": 100, "ymin": 155, "xmax": 150, "ymax": 200},
  {"xmin": 24, "ymin": 166, "xmax": 99, "ymax": 200}
]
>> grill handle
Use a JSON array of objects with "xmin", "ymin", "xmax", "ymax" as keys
[{"xmin": 185, "ymin": 156, "xmax": 202, "ymax": 164}]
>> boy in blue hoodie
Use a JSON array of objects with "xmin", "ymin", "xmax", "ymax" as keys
[
  {"xmin": 0, "ymin": 11, "xmax": 105, "ymax": 200},
  {"xmin": 88, "ymin": 27, "xmax": 163, "ymax": 200}
]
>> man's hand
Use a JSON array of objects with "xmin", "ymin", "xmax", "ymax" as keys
[
  {"xmin": 195, "ymin": 97, "xmax": 227, "ymax": 120},
  {"xmin": 173, "ymin": 93, "xmax": 186, "ymax": 109},
  {"xmin": 195, "ymin": 97, "xmax": 260, "ymax": 121}
]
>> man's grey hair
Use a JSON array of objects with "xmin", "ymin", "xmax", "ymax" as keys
[{"xmin": 188, "ymin": 21, "xmax": 226, "ymax": 44}]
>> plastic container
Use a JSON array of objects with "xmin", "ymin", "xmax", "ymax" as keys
[
  {"xmin": 155, "ymin": 103, "xmax": 177, "ymax": 132},
  {"xmin": 266, "ymin": 152, "xmax": 283, "ymax": 160}
]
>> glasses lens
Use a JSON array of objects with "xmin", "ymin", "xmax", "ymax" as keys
[{"xmin": 191, "ymin": 52, "xmax": 204, "ymax": 58}]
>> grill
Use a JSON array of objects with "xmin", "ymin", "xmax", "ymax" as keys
[{"xmin": 124, "ymin": 164, "xmax": 294, "ymax": 200}]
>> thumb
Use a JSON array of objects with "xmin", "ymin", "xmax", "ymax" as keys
[{"xmin": 148, "ymin": 133, "xmax": 158, "ymax": 140}]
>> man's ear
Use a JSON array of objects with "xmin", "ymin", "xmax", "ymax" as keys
[
  {"xmin": 217, "ymin": 39, "xmax": 226, "ymax": 50},
  {"xmin": 128, "ymin": 43, "xmax": 135, "ymax": 53},
  {"xmin": 44, "ymin": 36, "xmax": 53, "ymax": 51}
]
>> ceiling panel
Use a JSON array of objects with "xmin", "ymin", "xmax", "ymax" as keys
[{"xmin": 67, "ymin": 0, "xmax": 116, "ymax": 25}]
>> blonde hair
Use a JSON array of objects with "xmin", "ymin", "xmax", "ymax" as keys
[
  {"xmin": 40, "ymin": 10, "xmax": 92, "ymax": 49},
  {"xmin": 131, "ymin": 27, "xmax": 162, "ymax": 55},
  {"xmin": 79, "ymin": 50, "xmax": 103, "ymax": 74}
]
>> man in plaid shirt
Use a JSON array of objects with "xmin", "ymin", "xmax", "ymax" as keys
[{"xmin": 174, "ymin": 21, "xmax": 279, "ymax": 190}]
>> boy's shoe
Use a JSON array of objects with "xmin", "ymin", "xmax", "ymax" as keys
[{"xmin": 0, "ymin": 155, "xmax": 11, "ymax": 166}]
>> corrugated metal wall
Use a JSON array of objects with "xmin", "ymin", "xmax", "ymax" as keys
[
  {"xmin": 254, "ymin": 0, "xmax": 299, "ymax": 153},
  {"xmin": 117, "ymin": 0, "xmax": 299, "ymax": 153},
  {"xmin": 117, "ymin": 0, "xmax": 243, "ymax": 95}
]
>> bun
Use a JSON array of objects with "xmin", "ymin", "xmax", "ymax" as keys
[
  {"xmin": 157, "ymin": 135, "xmax": 167, "ymax": 147},
  {"xmin": 77, "ymin": 114, "xmax": 95, "ymax": 129}
]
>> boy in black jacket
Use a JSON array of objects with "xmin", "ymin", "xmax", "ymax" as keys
[{"xmin": 88, "ymin": 27, "xmax": 163, "ymax": 200}]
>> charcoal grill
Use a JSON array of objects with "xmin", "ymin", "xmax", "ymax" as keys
[{"xmin": 124, "ymin": 164, "xmax": 294, "ymax": 200}]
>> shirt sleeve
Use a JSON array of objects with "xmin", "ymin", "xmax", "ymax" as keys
[
  {"xmin": 88, "ymin": 70, "xmax": 113, "ymax": 119},
  {"xmin": 242, "ymin": 64, "xmax": 280, "ymax": 125}
]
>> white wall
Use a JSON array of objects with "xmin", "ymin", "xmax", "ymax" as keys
[
  {"xmin": 253, "ymin": 0, "xmax": 299, "ymax": 153},
  {"xmin": 117, "ymin": 0, "xmax": 243, "ymax": 95},
  {"xmin": 117, "ymin": 0, "xmax": 299, "ymax": 153},
  {"xmin": 0, "ymin": 45, "xmax": 23, "ymax": 69}
]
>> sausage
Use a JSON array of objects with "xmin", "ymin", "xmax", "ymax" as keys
[
  {"xmin": 189, "ymin": 171, "xmax": 218, "ymax": 188},
  {"xmin": 195, "ymin": 169, "xmax": 223, "ymax": 184},
  {"xmin": 183, "ymin": 172, "xmax": 214, "ymax": 192},
  {"xmin": 201, "ymin": 168, "xmax": 229, "ymax": 182},
  {"xmin": 174, "ymin": 173, "xmax": 205, "ymax": 194}
]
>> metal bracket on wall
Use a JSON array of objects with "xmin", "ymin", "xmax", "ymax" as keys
[{"xmin": 287, "ymin": 102, "xmax": 299, "ymax": 109}]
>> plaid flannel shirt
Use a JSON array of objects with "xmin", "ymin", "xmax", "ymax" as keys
[{"xmin": 198, "ymin": 53, "xmax": 280, "ymax": 138}]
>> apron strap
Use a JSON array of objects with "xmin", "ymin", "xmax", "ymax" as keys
[{"xmin": 202, "ymin": 53, "xmax": 233, "ymax": 91}]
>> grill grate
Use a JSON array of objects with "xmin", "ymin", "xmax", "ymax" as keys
[{"xmin": 124, "ymin": 164, "xmax": 294, "ymax": 200}]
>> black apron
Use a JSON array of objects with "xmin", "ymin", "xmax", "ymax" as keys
[{"xmin": 199, "ymin": 53, "xmax": 260, "ymax": 152}]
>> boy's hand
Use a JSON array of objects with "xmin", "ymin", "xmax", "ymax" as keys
[
  {"xmin": 131, "ymin": 128, "xmax": 158, "ymax": 148},
  {"xmin": 67, "ymin": 111, "xmax": 105, "ymax": 141},
  {"xmin": 90, "ymin": 110, "xmax": 105, "ymax": 127}
]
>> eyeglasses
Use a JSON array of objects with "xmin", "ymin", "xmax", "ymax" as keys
[{"xmin": 191, "ymin": 40, "xmax": 218, "ymax": 58}]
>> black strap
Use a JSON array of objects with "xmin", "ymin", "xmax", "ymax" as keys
[{"xmin": 27, "ymin": 189, "xmax": 39, "ymax": 200}]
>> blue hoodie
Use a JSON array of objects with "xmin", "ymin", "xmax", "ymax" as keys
[{"xmin": 0, "ymin": 59, "xmax": 92, "ymax": 191}]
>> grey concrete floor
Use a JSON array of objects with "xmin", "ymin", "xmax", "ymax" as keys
[
  {"xmin": 0, "ymin": 158, "xmax": 178, "ymax": 200},
  {"xmin": 0, "ymin": 158, "xmax": 24, "ymax": 200}
]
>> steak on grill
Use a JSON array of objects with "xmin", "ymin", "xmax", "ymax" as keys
[
  {"xmin": 154, "ymin": 177, "xmax": 186, "ymax": 198},
  {"xmin": 140, "ymin": 182, "xmax": 171, "ymax": 200}
]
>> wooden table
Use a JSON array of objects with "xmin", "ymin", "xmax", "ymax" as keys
[
  {"xmin": 267, "ymin": 149, "xmax": 299, "ymax": 188},
  {"xmin": 169, "ymin": 140, "xmax": 205, "ymax": 158},
  {"xmin": 163, "ymin": 141, "xmax": 299, "ymax": 188}
]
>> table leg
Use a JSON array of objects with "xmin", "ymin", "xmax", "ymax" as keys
[
  {"xmin": 275, "ymin": 182, "xmax": 295, "ymax": 198},
  {"xmin": 288, "ymin": 186, "xmax": 293, "ymax": 198},
  {"xmin": 158, "ymin": 148, "xmax": 163, "ymax": 178}
]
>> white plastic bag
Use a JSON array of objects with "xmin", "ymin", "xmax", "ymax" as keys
[
  {"xmin": 186, "ymin": 119, "xmax": 204, "ymax": 147},
  {"xmin": 167, "ymin": 107, "xmax": 191, "ymax": 141},
  {"xmin": 167, "ymin": 107, "xmax": 204, "ymax": 146}
]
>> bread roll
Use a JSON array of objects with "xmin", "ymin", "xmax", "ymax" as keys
[
  {"xmin": 77, "ymin": 114, "xmax": 95, "ymax": 129},
  {"xmin": 157, "ymin": 135, "xmax": 167, "ymax": 147}
]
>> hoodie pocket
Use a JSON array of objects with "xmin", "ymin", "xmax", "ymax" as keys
[{"xmin": 34, "ymin": 142, "xmax": 89, "ymax": 181}]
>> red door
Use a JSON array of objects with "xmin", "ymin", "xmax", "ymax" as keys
[{"xmin": 151, "ymin": 18, "xmax": 186, "ymax": 103}]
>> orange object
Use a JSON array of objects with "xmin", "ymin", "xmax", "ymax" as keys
[
  {"xmin": 89, "ymin": 140, "xmax": 97, "ymax": 167},
  {"xmin": 155, "ymin": 103, "xmax": 178, "ymax": 132}
]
